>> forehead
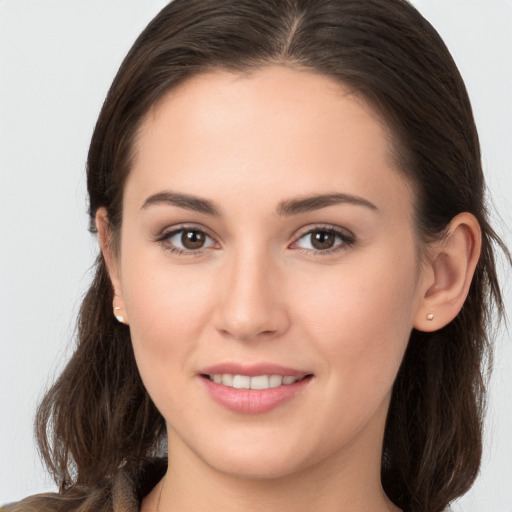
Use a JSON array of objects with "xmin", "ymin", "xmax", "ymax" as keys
[
  {"xmin": 127, "ymin": 65, "xmax": 413, "ymax": 219},
  {"xmin": 139, "ymin": 65, "xmax": 391, "ymax": 155}
]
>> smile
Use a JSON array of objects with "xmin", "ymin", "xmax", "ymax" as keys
[
  {"xmin": 200, "ymin": 365, "xmax": 313, "ymax": 414},
  {"xmin": 206, "ymin": 374, "xmax": 301, "ymax": 389}
]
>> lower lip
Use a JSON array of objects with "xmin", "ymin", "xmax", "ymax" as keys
[{"xmin": 201, "ymin": 376, "xmax": 312, "ymax": 414}]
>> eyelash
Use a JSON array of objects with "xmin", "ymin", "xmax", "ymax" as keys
[
  {"xmin": 155, "ymin": 224, "xmax": 218, "ymax": 257},
  {"xmin": 155, "ymin": 224, "xmax": 356, "ymax": 257},
  {"xmin": 292, "ymin": 226, "xmax": 356, "ymax": 257}
]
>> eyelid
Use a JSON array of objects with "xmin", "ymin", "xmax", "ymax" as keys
[
  {"xmin": 154, "ymin": 222, "xmax": 356, "ymax": 257},
  {"xmin": 155, "ymin": 223, "xmax": 220, "ymax": 255},
  {"xmin": 293, "ymin": 223, "xmax": 355, "ymax": 239},
  {"xmin": 289, "ymin": 224, "xmax": 356, "ymax": 255}
]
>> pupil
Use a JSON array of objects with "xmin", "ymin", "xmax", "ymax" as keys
[
  {"xmin": 312, "ymin": 231, "xmax": 335, "ymax": 250},
  {"xmin": 182, "ymin": 230, "xmax": 205, "ymax": 249}
]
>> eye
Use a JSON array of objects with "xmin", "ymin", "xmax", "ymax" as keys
[
  {"xmin": 158, "ymin": 227, "xmax": 217, "ymax": 254},
  {"xmin": 292, "ymin": 227, "xmax": 355, "ymax": 255}
]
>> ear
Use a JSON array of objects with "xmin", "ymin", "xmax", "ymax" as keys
[
  {"xmin": 414, "ymin": 212, "xmax": 481, "ymax": 332},
  {"xmin": 95, "ymin": 208, "xmax": 129, "ymax": 325}
]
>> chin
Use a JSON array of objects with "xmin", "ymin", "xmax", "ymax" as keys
[
  {"xmin": 205, "ymin": 452, "xmax": 307, "ymax": 481},
  {"xmin": 186, "ymin": 431, "xmax": 327, "ymax": 482}
]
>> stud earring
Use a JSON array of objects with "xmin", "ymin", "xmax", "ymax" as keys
[
  {"xmin": 113, "ymin": 307, "xmax": 126, "ymax": 324},
  {"xmin": 426, "ymin": 313, "xmax": 434, "ymax": 321}
]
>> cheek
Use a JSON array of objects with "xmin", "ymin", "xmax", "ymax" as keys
[
  {"xmin": 121, "ymin": 268, "xmax": 218, "ymax": 427},
  {"xmin": 294, "ymin": 244, "xmax": 420, "ymax": 389},
  {"xmin": 119, "ymin": 246, "xmax": 216, "ymax": 384}
]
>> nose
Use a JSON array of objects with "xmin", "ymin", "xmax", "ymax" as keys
[{"xmin": 213, "ymin": 247, "xmax": 290, "ymax": 342}]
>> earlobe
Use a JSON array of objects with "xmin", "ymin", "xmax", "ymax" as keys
[
  {"xmin": 95, "ymin": 208, "xmax": 129, "ymax": 325},
  {"xmin": 113, "ymin": 306, "xmax": 128, "ymax": 325},
  {"xmin": 414, "ymin": 212, "xmax": 481, "ymax": 332}
]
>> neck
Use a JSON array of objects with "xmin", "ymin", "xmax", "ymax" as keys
[{"xmin": 149, "ymin": 422, "xmax": 399, "ymax": 512}]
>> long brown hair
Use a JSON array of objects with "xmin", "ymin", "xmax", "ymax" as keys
[{"xmin": 32, "ymin": 1, "xmax": 508, "ymax": 511}]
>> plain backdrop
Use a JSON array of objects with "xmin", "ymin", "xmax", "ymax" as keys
[{"xmin": 0, "ymin": 1, "xmax": 511, "ymax": 509}]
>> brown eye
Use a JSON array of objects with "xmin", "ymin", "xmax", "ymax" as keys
[
  {"xmin": 310, "ymin": 230, "xmax": 336, "ymax": 250},
  {"xmin": 293, "ymin": 226, "xmax": 354, "ymax": 255},
  {"xmin": 181, "ymin": 230, "xmax": 206, "ymax": 249},
  {"xmin": 161, "ymin": 227, "xmax": 216, "ymax": 254}
]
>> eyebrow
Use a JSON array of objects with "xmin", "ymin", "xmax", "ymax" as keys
[
  {"xmin": 277, "ymin": 193, "xmax": 378, "ymax": 215},
  {"xmin": 141, "ymin": 191, "xmax": 221, "ymax": 215},
  {"xmin": 141, "ymin": 191, "xmax": 378, "ymax": 216}
]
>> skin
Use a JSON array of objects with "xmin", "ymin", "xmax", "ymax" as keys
[{"xmin": 97, "ymin": 65, "xmax": 481, "ymax": 512}]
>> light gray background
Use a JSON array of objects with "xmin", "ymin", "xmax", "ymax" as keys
[{"xmin": 1, "ymin": 1, "xmax": 511, "ymax": 509}]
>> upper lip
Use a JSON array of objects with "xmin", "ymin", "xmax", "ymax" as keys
[{"xmin": 200, "ymin": 363, "xmax": 311, "ymax": 379}]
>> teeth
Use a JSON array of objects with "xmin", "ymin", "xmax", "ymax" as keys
[
  {"xmin": 221, "ymin": 374, "xmax": 234, "ymax": 386},
  {"xmin": 269, "ymin": 375, "xmax": 283, "ymax": 388},
  {"xmin": 250, "ymin": 375, "xmax": 269, "ymax": 389},
  {"xmin": 208, "ymin": 374, "xmax": 300, "ymax": 389},
  {"xmin": 232, "ymin": 375, "xmax": 251, "ymax": 389}
]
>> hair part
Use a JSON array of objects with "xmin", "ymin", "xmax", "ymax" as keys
[{"xmin": 34, "ymin": 1, "xmax": 509, "ymax": 511}]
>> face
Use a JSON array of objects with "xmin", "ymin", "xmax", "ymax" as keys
[{"xmin": 106, "ymin": 66, "xmax": 428, "ymax": 480}]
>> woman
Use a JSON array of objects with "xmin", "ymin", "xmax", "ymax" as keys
[{"xmin": 3, "ymin": 0, "xmax": 509, "ymax": 511}]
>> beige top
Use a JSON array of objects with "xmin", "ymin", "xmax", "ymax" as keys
[
  {"xmin": 1, "ymin": 460, "xmax": 453, "ymax": 512},
  {"xmin": 1, "ymin": 459, "xmax": 166, "ymax": 512}
]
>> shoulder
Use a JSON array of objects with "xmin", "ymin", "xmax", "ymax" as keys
[
  {"xmin": 0, "ymin": 484, "xmax": 112, "ymax": 512},
  {"xmin": 1, "ymin": 485, "xmax": 119, "ymax": 512},
  {"xmin": 0, "ymin": 492, "xmax": 81, "ymax": 512},
  {"xmin": 1, "ymin": 458, "xmax": 166, "ymax": 512}
]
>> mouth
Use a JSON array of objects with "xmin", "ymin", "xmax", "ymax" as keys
[
  {"xmin": 201, "ymin": 373, "xmax": 312, "ymax": 390},
  {"xmin": 199, "ymin": 365, "xmax": 313, "ymax": 414}
]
